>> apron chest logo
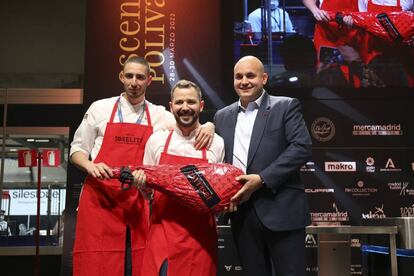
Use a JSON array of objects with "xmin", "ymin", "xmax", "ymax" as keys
[{"xmin": 114, "ymin": 135, "xmax": 143, "ymax": 144}]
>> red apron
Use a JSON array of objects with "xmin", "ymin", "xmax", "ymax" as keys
[
  {"xmin": 359, "ymin": 0, "xmax": 402, "ymax": 63},
  {"xmin": 313, "ymin": 0, "xmax": 361, "ymax": 86},
  {"xmin": 73, "ymin": 98, "xmax": 153, "ymax": 276},
  {"xmin": 142, "ymin": 130, "xmax": 217, "ymax": 276},
  {"xmin": 314, "ymin": 0, "xmax": 360, "ymax": 59}
]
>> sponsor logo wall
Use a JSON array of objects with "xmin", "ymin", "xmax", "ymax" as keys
[{"xmin": 300, "ymin": 95, "xmax": 414, "ymax": 275}]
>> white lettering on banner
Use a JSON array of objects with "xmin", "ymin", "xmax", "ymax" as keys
[
  {"xmin": 362, "ymin": 205, "xmax": 386, "ymax": 219},
  {"xmin": 352, "ymin": 124, "xmax": 403, "ymax": 135},
  {"xmin": 325, "ymin": 162, "xmax": 356, "ymax": 172}
]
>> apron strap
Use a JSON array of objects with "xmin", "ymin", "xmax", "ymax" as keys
[
  {"xmin": 145, "ymin": 104, "xmax": 152, "ymax": 127},
  {"xmin": 109, "ymin": 98, "xmax": 120, "ymax": 123},
  {"xmin": 163, "ymin": 130, "xmax": 207, "ymax": 159},
  {"xmin": 163, "ymin": 130, "xmax": 174, "ymax": 154}
]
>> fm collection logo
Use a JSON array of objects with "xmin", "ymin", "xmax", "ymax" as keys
[
  {"xmin": 325, "ymin": 161, "xmax": 356, "ymax": 172},
  {"xmin": 352, "ymin": 124, "xmax": 402, "ymax": 136},
  {"xmin": 311, "ymin": 117, "xmax": 335, "ymax": 142},
  {"xmin": 345, "ymin": 180, "xmax": 377, "ymax": 196}
]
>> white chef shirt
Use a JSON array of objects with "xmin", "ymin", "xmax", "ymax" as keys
[
  {"xmin": 70, "ymin": 94, "xmax": 175, "ymax": 161},
  {"xmin": 143, "ymin": 126, "xmax": 225, "ymax": 166}
]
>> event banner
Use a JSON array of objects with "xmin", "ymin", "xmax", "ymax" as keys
[{"xmin": 84, "ymin": 0, "xmax": 221, "ymax": 108}]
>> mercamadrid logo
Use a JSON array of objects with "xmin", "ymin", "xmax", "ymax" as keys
[
  {"xmin": 311, "ymin": 117, "xmax": 335, "ymax": 142},
  {"xmin": 325, "ymin": 162, "xmax": 356, "ymax": 172},
  {"xmin": 352, "ymin": 124, "xmax": 402, "ymax": 136}
]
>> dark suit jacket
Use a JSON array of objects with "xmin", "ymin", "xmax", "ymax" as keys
[{"xmin": 214, "ymin": 92, "xmax": 312, "ymax": 231}]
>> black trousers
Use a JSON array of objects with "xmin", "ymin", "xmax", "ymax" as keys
[{"xmin": 231, "ymin": 203, "xmax": 306, "ymax": 276}]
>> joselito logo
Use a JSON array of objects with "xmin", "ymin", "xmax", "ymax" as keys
[
  {"xmin": 352, "ymin": 124, "xmax": 402, "ymax": 136},
  {"xmin": 362, "ymin": 204, "xmax": 386, "ymax": 219},
  {"xmin": 114, "ymin": 135, "xmax": 143, "ymax": 145},
  {"xmin": 325, "ymin": 162, "xmax": 356, "ymax": 172},
  {"xmin": 311, "ymin": 117, "xmax": 335, "ymax": 142}
]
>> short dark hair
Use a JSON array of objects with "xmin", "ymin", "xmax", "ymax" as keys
[
  {"xmin": 171, "ymin": 79, "xmax": 202, "ymax": 100},
  {"xmin": 123, "ymin": 56, "xmax": 151, "ymax": 75}
]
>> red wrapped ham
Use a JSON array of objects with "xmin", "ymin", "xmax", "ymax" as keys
[
  {"xmin": 111, "ymin": 163, "xmax": 244, "ymax": 214},
  {"xmin": 333, "ymin": 11, "xmax": 414, "ymax": 45}
]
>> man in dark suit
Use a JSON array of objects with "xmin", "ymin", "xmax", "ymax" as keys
[{"xmin": 214, "ymin": 56, "xmax": 312, "ymax": 276}]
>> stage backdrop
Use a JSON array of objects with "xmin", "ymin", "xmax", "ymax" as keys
[{"xmin": 63, "ymin": 1, "xmax": 221, "ymax": 275}]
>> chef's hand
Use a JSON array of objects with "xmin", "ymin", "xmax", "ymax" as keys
[
  {"xmin": 342, "ymin": 15, "xmax": 354, "ymax": 27},
  {"xmin": 195, "ymin": 122, "xmax": 215, "ymax": 150},
  {"xmin": 312, "ymin": 8, "xmax": 330, "ymax": 22},
  {"xmin": 230, "ymin": 174, "xmax": 263, "ymax": 206},
  {"xmin": 132, "ymin": 170, "xmax": 153, "ymax": 200},
  {"xmin": 85, "ymin": 162, "xmax": 113, "ymax": 179}
]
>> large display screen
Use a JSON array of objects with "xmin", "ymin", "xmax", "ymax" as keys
[{"xmin": 228, "ymin": 0, "xmax": 414, "ymax": 89}]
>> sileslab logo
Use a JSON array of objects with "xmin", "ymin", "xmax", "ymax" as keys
[
  {"xmin": 325, "ymin": 161, "xmax": 356, "ymax": 172},
  {"xmin": 362, "ymin": 204, "xmax": 386, "ymax": 219},
  {"xmin": 311, "ymin": 117, "xmax": 335, "ymax": 142},
  {"xmin": 352, "ymin": 124, "xmax": 403, "ymax": 136},
  {"xmin": 380, "ymin": 158, "xmax": 402, "ymax": 172}
]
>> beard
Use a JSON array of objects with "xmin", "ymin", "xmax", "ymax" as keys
[{"xmin": 174, "ymin": 110, "xmax": 199, "ymax": 128}]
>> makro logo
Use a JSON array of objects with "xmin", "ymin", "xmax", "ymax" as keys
[
  {"xmin": 311, "ymin": 117, "xmax": 335, "ymax": 142},
  {"xmin": 362, "ymin": 204, "xmax": 386, "ymax": 219},
  {"xmin": 380, "ymin": 158, "xmax": 402, "ymax": 172},
  {"xmin": 365, "ymin": 157, "xmax": 376, "ymax": 173},
  {"xmin": 345, "ymin": 180, "xmax": 377, "ymax": 196},
  {"xmin": 325, "ymin": 162, "xmax": 356, "ymax": 172},
  {"xmin": 352, "ymin": 124, "xmax": 402, "ymax": 136}
]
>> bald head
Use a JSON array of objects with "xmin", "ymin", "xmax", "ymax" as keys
[
  {"xmin": 233, "ymin": 56, "xmax": 268, "ymax": 107},
  {"xmin": 234, "ymin": 56, "xmax": 265, "ymax": 75}
]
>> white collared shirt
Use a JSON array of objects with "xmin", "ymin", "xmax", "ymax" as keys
[
  {"xmin": 232, "ymin": 91, "xmax": 265, "ymax": 173},
  {"xmin": 143, "ymin": 126, "xmax": 225, "ymax": 165},
  {"xmin": 70, "ymin": 94, "xmax": 175, "ymax": 160}
]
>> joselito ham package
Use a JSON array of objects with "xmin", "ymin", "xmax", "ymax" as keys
[
  {"xmin": 333, "ymin": 11, "xmax": 414, "ymax": 45},
  {"xmin": 112, "ymin": 163, "xmax": 244, "ymax": 214}
]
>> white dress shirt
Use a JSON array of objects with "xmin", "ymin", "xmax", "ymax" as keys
[
  {"xmin": 143, "ymin": 126, "xmax": 225, "ymax": 166},
  {"xmin": 248, "ymin": 8, "xmax": 295, "ymax": 32},
  {"xmin": 358, "ymin": 0, "xmax": 414, "ymax": 11},
  {"xmin": 232, "ymin": 91, "xmax": 266, "ymax": 173},
  {"xmin": 70, "ymin": 94, "xmax": 175, "ymax": 160}
]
